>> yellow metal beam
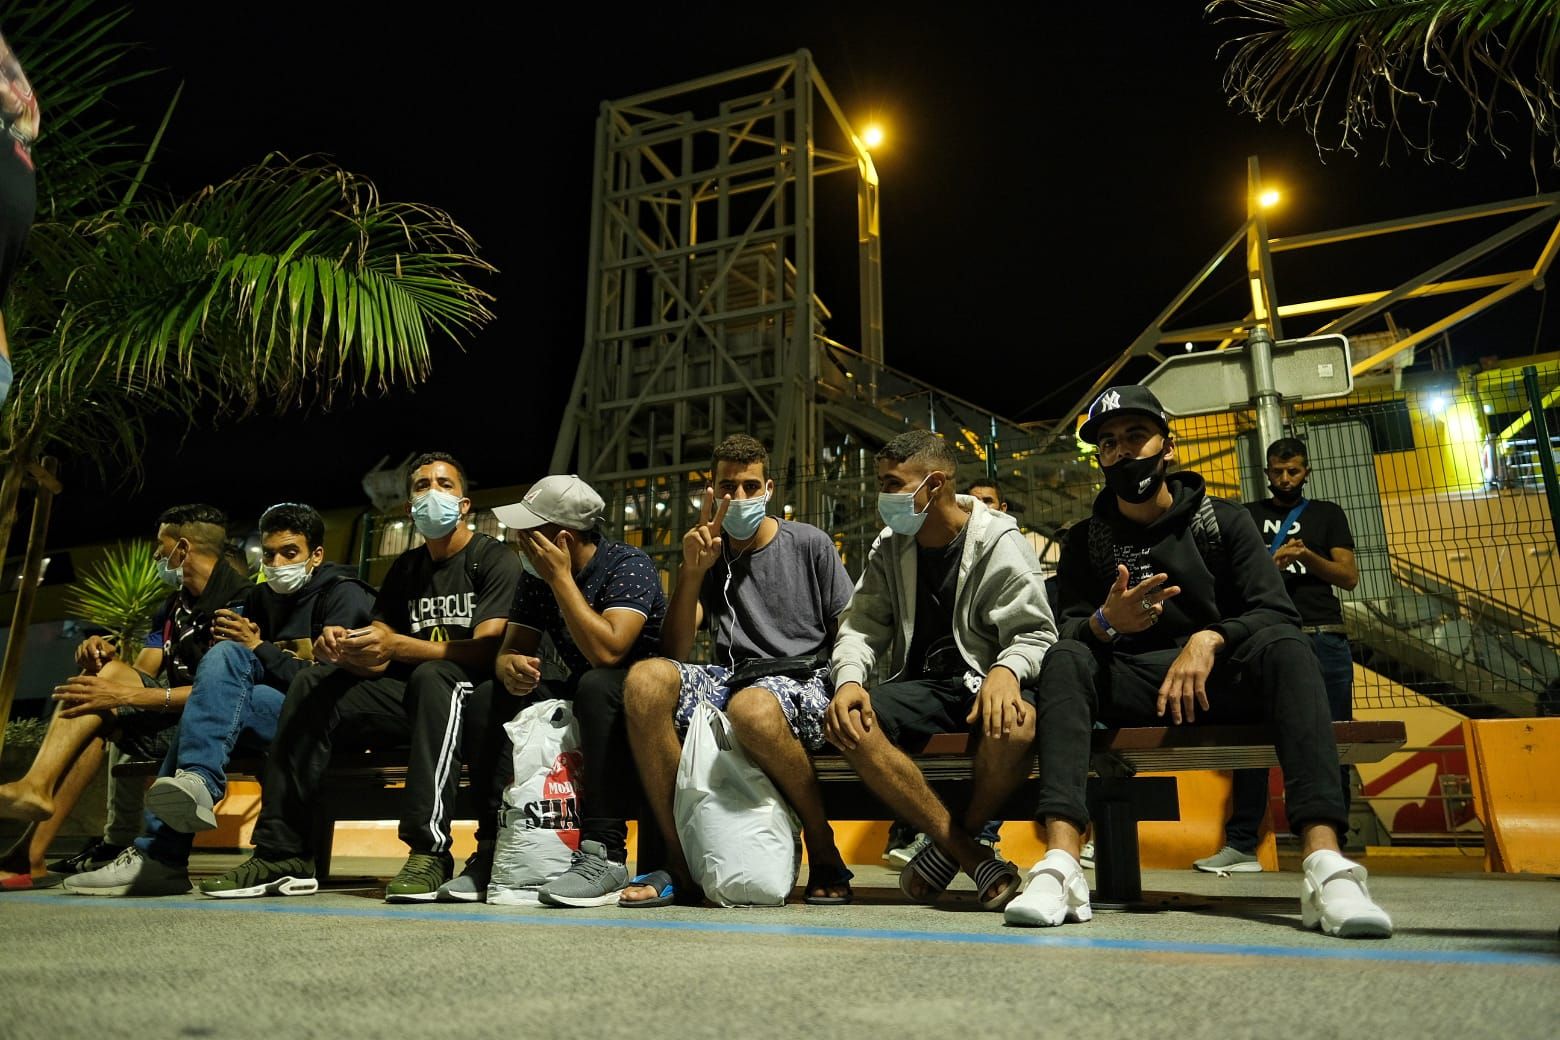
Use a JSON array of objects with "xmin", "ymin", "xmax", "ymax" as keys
[
  {"xmin": 1269, "ymin": 193, "xmax": 1560, "ymax": 252},
  {"xmin": 1274, "ymin": 272, "xmax": 1528, "ymax": 319},
  {"xmin": 1351, "ymin": 276, "xmax": 1533, "ymax": 375}
]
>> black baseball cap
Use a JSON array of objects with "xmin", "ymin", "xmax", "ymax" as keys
[{"xmin": 1077, "ymin": 385, "xmax": 1170, "ymax": 445}]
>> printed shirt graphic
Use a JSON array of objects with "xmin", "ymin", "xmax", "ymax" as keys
[
  {"xmin": 0, "ymin": 29, "xmax": 39, "ymax": 159},
  {"xmin": 1244, "ymin": 498, "xmax": 1354, "ymax": 626},
  {"xmin": 373, "ymin": 532, "xmax": 521, "ymax": 642},
  {"xmin": 509, "ymin": 539, "xmax": 667, "ymax": 676}
]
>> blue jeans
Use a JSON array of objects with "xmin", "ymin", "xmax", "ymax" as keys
[
  {"xmin": 137, "ymin": 641, "xmax": 284, "ymax": 867},
  {"xmin": 1226, "ymin": 632, "xmax": 1353, "ymax": 853}
]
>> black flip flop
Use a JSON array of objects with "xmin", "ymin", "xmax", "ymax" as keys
[{"xmin": 803, "ymin": 864, "xmax": 855, "ymax": 905}]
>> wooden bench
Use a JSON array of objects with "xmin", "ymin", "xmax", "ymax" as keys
[{"xmin": 114, "ymin": 719, "xmax": 1406, "ymax": 902}]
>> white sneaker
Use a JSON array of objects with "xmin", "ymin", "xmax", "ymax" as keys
[
  {"xmin": 62, "ymin": 847, "xmax": 191, "ymax": 897},
  {"xmin": 1301, "ymin": 850, "xmax": 1393, "ymax": 939},
  {"xmin": 886, "ymin": 833, "xmax": 929, "ymax": 871},
  {"xmin": 145, "ymin": 770, "xmax": 218, "ymax": 832},
  {"xmin": 1004, "ymin": 849, "xmax": 1092, "ymax": 928}
]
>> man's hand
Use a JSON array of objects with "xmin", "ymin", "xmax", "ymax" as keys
[
  {"xmin": 212, "ymin": 609, "xmax": 262, "ymax": 650},
  {"xmin": 53, "ymin": 675, "xmax": 140, "ymax": 719},
  {"xmin": 497, "ymin": 652, "xmax": 542, "ymax": 696},
  {"xmin": 1099, "ymin": 565, "xmax": 1182, "ymax": 636},
  {"xmin": 965, "ymin": 665, "xmax": 1027, "ymax": 740},
  {"xmin": 520, "ymin": 531, "xmax": 573, "ymax": 587},
  {"xmin": 1156, "ymin": 630, "xmax": 1224, "ymax": 724},
  {"xmin": 1273, "ymin": 538, "xmax": 1307, "ymax": 568},
  {"xmin": 74, "ymin": 635, "xmax": 119, "ymax": 675},
  {"xmin": 682, "ymin": 488, "xmax": 730, "ymax": 574},
  {"xmin": 337, "ymin": 623, "xmax": 398, "ymax": 667},
  {"xmin": 314, "ymin": 625, "xmax": 350, "ymax": 664},
  {"xmin": 824, "ymin": 682, "xmax": 876, "ymax": 751}
]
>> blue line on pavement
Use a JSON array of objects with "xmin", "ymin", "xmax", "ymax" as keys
[{"xmin": 12, "ymin": 892, "xmax": 1559, "ymax": 968}]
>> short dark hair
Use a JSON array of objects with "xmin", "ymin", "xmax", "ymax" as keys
[
  {"xmin": 966, "ymin": 478, "xmax": 1002, "ymax": 499},
  {"xmin": 407, "ymin": 452, "xmax": 469, "ymax": 497},
  {"xmin": 259, "ymin": 502, "xmax": 326, "ymax": 552},
  {"xmin": 156, "ymin": 504, "xmax": 230, "ymax": 558},
  {"xmin": 712, "ymin": 434, "xmax": 769, "ymax": 479},
  {"xmin": 1266, "ymin": 437, "xmax": 1309, "ymax": 465},
  {"xmin": 877, "ymin": 429, "xmax": 959, "ymax": 475}
]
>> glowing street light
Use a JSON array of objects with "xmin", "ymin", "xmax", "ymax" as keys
[
  {"xmin": 1258, "ymin": 188, "xmax": 1281, "ymax": 209},
  {"xmin": 862, "ymin": 124, "xmax": 885, "ymax": 149}
]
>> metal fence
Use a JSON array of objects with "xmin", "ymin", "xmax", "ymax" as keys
[{"xmin": 357, "ymin": 374, "xmax": 1560, "ymax": 722}]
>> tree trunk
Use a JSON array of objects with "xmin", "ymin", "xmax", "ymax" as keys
[{"xmin": 0, "ymin": 455, "xmax": 58, "ymax": 758}]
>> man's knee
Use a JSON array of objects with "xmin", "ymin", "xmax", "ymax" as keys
[
  {"xmin": 97, "ymin": 660, "xmax": 142, "ymax": 686},
  {"xmin": 623, "ymin": 659, "xmax": 679, "ymax": 722},
  {"xmin": 726, "ymin": 687, "xmax": 785, "ymax": 738},
  {"xmin": 195, "ymin": 639, "xmax": 254, "ymax": 677}
]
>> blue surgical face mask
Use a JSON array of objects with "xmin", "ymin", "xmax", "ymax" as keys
[
  {"xmin": 155, "ymin": 545, "xmax": 185, "ymax": 587},
  {"xmin": 722, "ymin": 491, "xmax": 770, "ymax": 540},
  {"xmin": 877, "ymin": 474, "xmax": 933, "ymax": 536},
  {"xmin": 411, "ymin": 489, "xmax": 464, "ymax": 539}
]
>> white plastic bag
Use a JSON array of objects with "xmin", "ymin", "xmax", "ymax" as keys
[
  {"xmin": 673, "ymin": 696, "xmax": 799, "ymax": 907},
  {"xmin": 488, "ymin": 699, "xmax": 583, "ymax": 906}
]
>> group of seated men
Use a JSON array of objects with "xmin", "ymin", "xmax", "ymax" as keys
[{"xmin": 0, "ymin": 384, "xmax": 1393, "ymax": 939}]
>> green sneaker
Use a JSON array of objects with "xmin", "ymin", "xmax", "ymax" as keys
[
  {"xmin": 200, "ymin": 854, "xmax": 317, "ymax": 899},
  {"xmin": 385, "ymin": 851, "xmax": 453, "ymax": 903}
]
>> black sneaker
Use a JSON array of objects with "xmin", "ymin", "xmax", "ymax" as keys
[
  {"xmin": 48, "ymin": 840, "xmax": 127, "ymax": 876},
  {"xmin": 199, "ymin": 854, "xmax": 318, "ymax": 899}
]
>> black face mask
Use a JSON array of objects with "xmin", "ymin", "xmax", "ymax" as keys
[
  {"xmin": 1269, "ymin": 480, "xmax": 1306, "ymax": 505},
  {"xmin": 1104, "ymin": 451, "xmax": 1167, "ymax": 504}
]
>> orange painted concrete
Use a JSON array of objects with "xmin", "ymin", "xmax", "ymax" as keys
[{"xmin": 1463, "ymin": 718, "xmax": 1560, "ymax": 874}]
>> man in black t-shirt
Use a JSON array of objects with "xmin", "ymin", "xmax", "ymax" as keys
[
  {"xmin": 1196, "ymin": 437, "xmax": 1360, "ymax": 874},
  {"xmin": 1, "ymin": 505, "xmax": 248, "ymax": 890},
  {"xmin": 201, "ymin": 453, "xmax": 521, "ymax": 902},
  {"xmin": 478, "ymin": 474, "xmax": 668, "ymax": 908}
]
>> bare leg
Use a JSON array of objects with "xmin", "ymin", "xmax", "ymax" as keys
[
  {"xmin": 1300, "ymin": 820, "xmax": 1342, "ymax": 857},
  {"xmin": 0, "ymin": 663, "xmax": 132, "ymax": 821},
  {"xmin": 1044, "ymin": 816, "xmax": 1084, "ymax": 859},
  {"xmin": 724, "ymin": 688, "xmax": 848, "ymax": 899},
  {"xmin": 620, "ymin": 659, "xmax": 690, "ymax": 901},
  {"xmin": 0, "ymin": 738, "xmax": 106, "ymax": 878},
  {"xmin": 837, "ymin": 723, "xmax": 999, "ymax": 898},
  {"xmin": 959, "ymin": 713, "xmax": 1036, "ymax": 835}
]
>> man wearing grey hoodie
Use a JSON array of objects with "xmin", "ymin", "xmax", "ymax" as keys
[{"xmin": 825, "ymin": 430, "xmax": 1057, "ymax": 911}]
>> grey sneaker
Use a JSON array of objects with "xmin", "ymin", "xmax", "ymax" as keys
[
  {"xmin": 385, "ymin": 851, "xmax": 454, "ymax": 903},
  {"xmin": 145, "ymin": 770, "xmax": 219, "ymax": 833},
  {"xmin": 887, "ymin": 833, "xmax": 930, "ymax": 871},
  {"xmin": 437, "ymin": 847, "xmax": 493, "ymax": 903},
  {"xmin": 62, "ymin": 847, "xmax": 191, "ymax": 897},
  {"xmin": 1193, "ymin": 846, "xmax": 1263, "ymax": 874},
  {"xmin": 537, "ymin": 840, "xmax": 629, "ymax": 907}
]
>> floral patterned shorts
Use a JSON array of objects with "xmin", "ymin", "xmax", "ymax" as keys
[{"xmin": 671, "ymin": 662, "xmax": 833, "ymax": 752}]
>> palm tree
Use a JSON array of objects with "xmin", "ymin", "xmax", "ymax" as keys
[
  {"xmin": 0, "ymin": 2, "xmax": 494, "ymax": 748},
  {"xmin": 1209, "ymin": 1, "xmax": 1560, "ymax": 168}
]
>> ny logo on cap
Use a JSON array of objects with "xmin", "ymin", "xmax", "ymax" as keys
[{"xmin": 1097, "ymin": 390, "xmax": 1121, "ymax": 413}]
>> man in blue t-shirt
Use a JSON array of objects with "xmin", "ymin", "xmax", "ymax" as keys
[
  {"xmin": 620, "ymin": 434, "xmax": 856, "ymax": 907},
  {"xmin": 478, "ymin": 474, "xmax": 667, "ymax": 908}
]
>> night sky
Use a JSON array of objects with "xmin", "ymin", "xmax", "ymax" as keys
[{"xmin": 30, "ymin": 3, "xmax": 1560, "ymax": 548}]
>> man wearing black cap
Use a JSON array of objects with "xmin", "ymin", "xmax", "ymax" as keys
[
  {"xmin": 482, "ymin": 474, "xmax": 668, "ymax": 908},
  {"xmin": 1005, "ymin": 385, "xmax": 1392, "ymax": 939}
]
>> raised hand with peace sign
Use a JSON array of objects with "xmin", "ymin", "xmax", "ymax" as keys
[{"xmin": 682, "ymin": 487, "xmax": 731, "ymax": 575}]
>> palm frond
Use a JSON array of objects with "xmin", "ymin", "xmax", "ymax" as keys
[
  {"xmin": 63, "ymin": 540, "xmax": 166, "ymax": 651},
  {"xmin": 1208, "ymin": 0, "xmax": 1560, "ymax": 167}
]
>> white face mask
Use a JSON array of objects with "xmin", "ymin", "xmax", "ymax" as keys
[{"xmin": 263, "ymin": 560, "xmax": 313, "ymax": 594}]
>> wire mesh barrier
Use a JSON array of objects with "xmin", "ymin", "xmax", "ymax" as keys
[{"xmin": 356, "ymin": 377, "xmax": 1559, "ymax": 723}]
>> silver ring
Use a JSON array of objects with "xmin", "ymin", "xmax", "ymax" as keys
[{"xmin": 1141, "ymin": 598, "xmax": 1156, "ymax": 613}]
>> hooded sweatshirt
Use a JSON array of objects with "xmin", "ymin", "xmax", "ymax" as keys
[
  {"xmin": 246, "ymin": 562, "xmax": 375, "ymax": 689},
  {"xmin": 1054, "ymin": 472, "xmax": 1299, "ymax": 653},
  {"xmin": 832, "ymin": 496, "xmax": 1057, "ymax": 689}
]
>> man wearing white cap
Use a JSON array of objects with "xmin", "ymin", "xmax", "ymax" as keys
[{"xmin": 485, "ymin": 474, "xmax": 668, "ymax": 908}]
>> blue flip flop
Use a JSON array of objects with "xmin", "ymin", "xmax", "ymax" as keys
[{"xmin": 618, "ymin": 871, "xmax": 678, "ymax": 908}]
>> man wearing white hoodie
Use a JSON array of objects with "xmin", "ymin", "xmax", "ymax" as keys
[{"xmin": 826, "ymin": 430, "xmax": 1056, "ymax": 911}]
